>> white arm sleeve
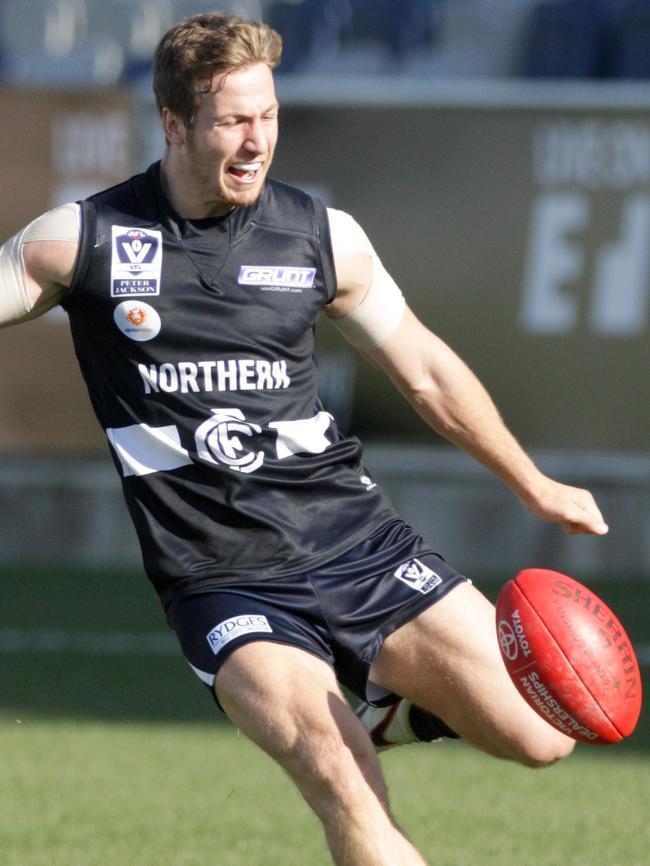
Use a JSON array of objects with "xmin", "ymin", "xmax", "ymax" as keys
[
  {"xmin": 0, "ymin": 202, "xmax": 80, "ymax": 325},
  {"xmin": 327, "ymin": 207, "xmax": 405, "ymax": 350}
]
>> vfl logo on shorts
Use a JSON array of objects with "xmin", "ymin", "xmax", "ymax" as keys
[
  {"xmin": 394, "ymin": 559, "xmax": 443, "ymax": 594},
  {"xmin": 206, "ymin": 614, "xmax": 273, "ymax": 655},
  {"xmin": 111, "ymin": 226, "xmax": 163, "ymax": 297}
]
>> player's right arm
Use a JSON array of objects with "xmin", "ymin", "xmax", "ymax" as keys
[
  {"xmin": 325, "ymin": 208, "xmax": 607, "ymax": 538},
  {"xmin": 0, "ymin": 203, "xmax": 80, "ymax": 329}
]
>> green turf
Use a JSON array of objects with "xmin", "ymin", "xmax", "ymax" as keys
[
  {"xmin": 0, "ymin": 719, "xmax": 325, "ymax": 866},
  {"xmin": 1, "ymin": 719, "xmax": 649, "ymax": 866}
]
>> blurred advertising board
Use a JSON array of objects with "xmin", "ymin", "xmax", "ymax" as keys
[
  {"xmin": 0, "ymin": 87, "xmax": 648, "ymax": 453},
  {"xmin": 274, "ymin": 97, "xmax": 650, "ymax": 451},
  {"xmin": 0, "ymin": 89, "xmax": 135, "ymax": 452}
]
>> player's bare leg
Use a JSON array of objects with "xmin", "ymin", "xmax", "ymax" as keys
[
  {"xmin": 370, "ymin": 581, "xmax": 575, "ymax": 767},
  {"xmin": 215, "ymin": 642, "xmax": 430, "ymax": 866}
]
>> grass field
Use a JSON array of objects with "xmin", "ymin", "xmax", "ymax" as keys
[
  {"xmin": 1, "ymin": 565, "xmax": 649, "ymax": 865},
  {"xmin": 1, "ymin": 720, "xmax": 649, "ymax": 866}
]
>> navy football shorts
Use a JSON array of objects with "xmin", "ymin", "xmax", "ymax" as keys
[{"xmin": 164, "ymin": 518, "xmax": 468, "ymax": 707}]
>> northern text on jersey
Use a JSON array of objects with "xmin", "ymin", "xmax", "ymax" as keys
[{"xmin": 138, "ymin": 358, "xmax": 291, "ymax": 395}]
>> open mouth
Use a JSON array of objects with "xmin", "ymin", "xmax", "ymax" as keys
[{"xmin": 228, "ymin": 161, "xmax": 262, "ymax": 182}]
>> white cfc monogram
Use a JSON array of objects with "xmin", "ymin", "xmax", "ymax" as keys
[{"xmin": 195, "ymin": 408, "xmax": 264, "ymax": 474}]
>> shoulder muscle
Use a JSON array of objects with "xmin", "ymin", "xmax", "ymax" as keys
[{"xmin": 325, "ymin": 208, "xmax": 405, "ymax": 350}]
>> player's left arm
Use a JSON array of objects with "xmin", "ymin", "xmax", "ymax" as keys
[
  {"xmin": 367, "ymin": 308, "xmax": 608, "ymax": 536},
  {"xmin": 325, "ymin": 208, "xmax": 608, "ymax": 537}
]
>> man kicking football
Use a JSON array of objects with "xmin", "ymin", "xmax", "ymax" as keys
[{"xmin": 0, "ymin": 11, "xmax": 608, "ymax": 865}]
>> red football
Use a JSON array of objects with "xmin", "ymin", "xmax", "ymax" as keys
[{"xmin": 496, "ymin": 569, "xmax": 642, "ymax": 745}]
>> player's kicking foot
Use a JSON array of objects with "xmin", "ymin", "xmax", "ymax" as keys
[{"xmin": 355, "ymin": 699, "xmax": 460, "ymax": 751}]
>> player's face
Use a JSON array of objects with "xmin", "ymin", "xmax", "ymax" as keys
[{"xmin": 184, "ymin": 63, "xmax": 279, "ymax": 214}]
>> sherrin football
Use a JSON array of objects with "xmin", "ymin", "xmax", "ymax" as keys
[{"xmin": 496, "ymin": 569, "xmax": 642, "ymax": 745}]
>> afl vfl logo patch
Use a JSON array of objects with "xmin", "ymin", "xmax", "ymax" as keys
[
  {"xmin": 111, "ymin": 226, "xmax": 163, "ymax": 297},
  {"xmin": 394, "ymin": 559, "xmax": 443, "ymax": 594},
  {"xmin": 114, "ymin": 301, "xmax": 161, "ymax": 342}
]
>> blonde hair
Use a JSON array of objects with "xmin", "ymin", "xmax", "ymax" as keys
[{"xmin": 153, "ymin": 12, "xmax": 282, "ymax": 127}]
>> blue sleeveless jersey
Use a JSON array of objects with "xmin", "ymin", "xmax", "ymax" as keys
[{"xmin": 63, "ymin": 162, "xmax": 396, "ymax": 601}]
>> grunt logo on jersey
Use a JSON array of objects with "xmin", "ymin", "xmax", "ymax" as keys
[
  {"xmin": 238, "ymin": 265, "xmax": 316, "ymax": 293},
  {"xmin": 394, "ymin": 559, "xmax": 443, "ymax": 594},
  {"xmin": 195, "ymin": 408, "xmax": 264, "ymax": 474},
  {"xmin": 111, "ymin": 226, "xmax": 163, "ymax": 297}
]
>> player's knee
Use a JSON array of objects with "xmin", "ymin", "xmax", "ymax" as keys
[
  {"xmin": 515, "ymin": 730, "xmax": 575, "ymax": 769},
  {"xmin": 281, "ymin": 728, "xmax": 383, "ymax": 816},
  {"xmin": 307, "ymin": 737, "xmax": 376, "ymax": 804}
]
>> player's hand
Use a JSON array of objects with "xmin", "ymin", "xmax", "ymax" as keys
[{"xmin": 520, "ymin": 476, "xmax": 609, "ymax": 536}]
